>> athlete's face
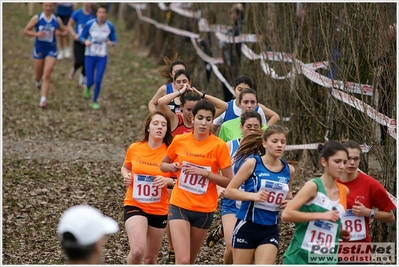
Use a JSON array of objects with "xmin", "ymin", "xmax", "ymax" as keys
[
  {"xmin": 148, "ymin": 114, "xmax": 168, "ymax": 140},
  {"xmin": 345, "ymin": 148, "xmax": 361, "ymax": 175},
  {"xmin": 262, "ymin": 133, "xmax": 286, "ymax": 158},
  {"xmin": 170, "ymin": 64, "xmax": 186, "ymax": 78},
  {"xmin": 321, "ymin": 151, "xmax": 348, "ymax": 179},
  {"xmin": 234, "ymin": 82, "xmax": 251, "ymax": 100},
  {"xmin": 241, "ymin": 117, "xmax": 261, "ymax": 138},
  {"xmin": 239, "ymin": 93, "xmax": 258, "ymax": 112},
  {"xmin": 193, "ymin": 109, "xmax": 213, "ymax": 134},
  {"xmin": 96, "ymin": 7, "xmax": 107, "ymax": 23},
  {"xmin": 42, "ymin": 3, "xmax": 55, "ymax": 14},
  {"xmin": 181, "ymin": 100, "xmax": 197, "ymax": 122},
  {"xmin": 173, "ymin": 74, "xmax": 190, "ymax": 90},
  {"xmin": 82, "ymin": 3, "xmax": 92, "ymax": 10}
]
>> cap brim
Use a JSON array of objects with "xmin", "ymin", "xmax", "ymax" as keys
[{"xmin": 102, "ymin": 216, "xmax": 119, "ymax": 234}]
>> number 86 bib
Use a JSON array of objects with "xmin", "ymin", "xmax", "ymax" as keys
[{"xmin": 341, "ymin": 209, "xmax": 366, "ymax": 241}]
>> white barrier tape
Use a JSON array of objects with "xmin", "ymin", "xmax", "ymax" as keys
[
  {"xmin": 358, "ymin": 169, "xmax": 397, "ymax": 208},
  {"xmin": 331, "ymin": 89, "xmax": 396, "ymax": 132},
  {"xmin": 158, "ymin": 3, "xmax": 168, "ymax": 11},
  {"xmin": 169, "ymin": 5, "xmax": 201, "ymax": 19},
  {"xmin": 135, "ymin": 3, "xmax": 147, "ymax": 10},
  {"xmin": 147, "ymin": 5, "xmax": 375, "ymax": 96},
  {"xmin": 131, "ymin": 3, "xmax": 396, "ymax": 135},
  {"xmin": 198, "ymin": 18, "xmax": 231, "ymax": 34},
  {"xmin": 215, "ymin": 32, "xmax": 262, "ymax": 43},
  {"xmin": 388, "ymin": 127, "xmax": 397, "ymax": 139},
  {"xmin": 285, "ymin": 143, "xmax": 371, "ymax": 153},
  {"xmin": 170, "ymin": 3, "xmax": 193, "ymax": 9},
  {"xmin": 133, "ymin": 4, "xmax": 200, "ymax": 39},
  {"xmin": 241, "ymin": 44, "xmax": 374, "ymax": 96},
  {"xmin": 305, "ymin": 61, "xmax": 329, "ymax": 71},
  {"xmin": 158, "ymin": 3, "xmax": 201, "ymax": 19},
  {"xmin": 190, "ymin": 37, "xmax": 235, "ymax": 94}
]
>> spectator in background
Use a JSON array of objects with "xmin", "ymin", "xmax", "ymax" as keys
[
  {"xmin": 220, "ymin": 3, "xmax": 245, "ymax": 102},
  {"xmin": 57, "ymin": 205, "xmax": 119, "ymax": 264},
  {"xmin": 196, "ymin": 9, "xmax": 216, "ymax": 85},
  {"xmin": 67, "ymin": 3, "xmax": 96, "ymax": 88},
  {"xmin": 56, "ymin": 2, "xmax": 76, "ymax": 60}
]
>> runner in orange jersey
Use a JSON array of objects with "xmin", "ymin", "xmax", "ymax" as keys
[
  {"xmin": 121, "ymin": 111, "xmax": 174, "ymax": 264},
  {"xmin": 160, "ymin": 100, "xmax": 233, "ymax": 264}
]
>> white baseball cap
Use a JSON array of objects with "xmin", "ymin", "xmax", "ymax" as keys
[{"xmin": 57, "ymin": 205, "xmax": 119, "ymax": 246}]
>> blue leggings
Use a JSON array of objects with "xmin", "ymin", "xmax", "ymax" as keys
[{"xmin": 85, "ymin": 55, "xmax": 108, "ymax": 103}]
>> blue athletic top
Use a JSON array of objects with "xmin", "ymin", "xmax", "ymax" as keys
[
  {"xmin": 56, "ymin": 3, "xmax": 74, "ymax": 16},
  {"xmin": 222, "ymin": 138, "xmax": 241, "ymax": 209},
  {"xmin": 35, "ymin": 13, "xmax": 59, "ymax": 49},
  {"xmin": 166, "ymin": 83, "xmax": 181, "ymax": 114},
  {"xmin": 236, "ymin": 155, "xmax": 290, "ymax": 225},
  {"xmin": 223, "ymin": 99, "xmax": 260, "ymax": 123},
  {"xmin": 70, "ymin": 8, "xmax": 95, "ymax": 35},
  {"xmin": 79, "ymin": 18, "xmax": 117, "ymax": 57}
]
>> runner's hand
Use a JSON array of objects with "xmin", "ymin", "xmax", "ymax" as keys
[
  {"xmin": 170, "ymin": 162, "xmax": 181, "ymax": 173},
  {"xmin": 253, "ymin": 190, "xmax": 269, "ymax": 202},
  {"xmin": 322, "ymin": 210, "xmax": 339, "ymax": 222},
  {"xmin": 123, "ymin": 173, "xmax": 132, "ymax": 186},
  {"xmin": 339, "ymin": 229, "xmax": 351, "ymax": 241}
]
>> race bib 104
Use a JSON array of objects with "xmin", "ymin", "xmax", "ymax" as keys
[{"xmin": 178, "ymin": 161, "xmax": 210, "ymax": 195}]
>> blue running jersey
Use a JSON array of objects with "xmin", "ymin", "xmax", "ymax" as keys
[
  {"xmin": 236, "ymin": 155, "xmax": 290, "ymax": 225},
  {"xmin": 34, "ymin": 12, "xmax": 59, "ymax": 49},
  {"xmin": 70, "ymin": 8, "xmax": 95, "ymax": 35}
]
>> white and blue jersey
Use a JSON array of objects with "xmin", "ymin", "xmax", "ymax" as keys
[
  {"xmin": 79, "ymin": 18, "xmax": 117, "ymax": 57},
  {"xmin": 224, "ymin": 99, "xmax": 261, "ymax": 122},
  {"xmin": 236, "ymin": 155, "xmax": 290, "ymax": 225},
  {"xmin": 34, "ymin": 12, "xmax": 59, "ymax": 49},
  {"xmin": 71, "ymin": 8, "xmax": 95, "ymax": 35}
]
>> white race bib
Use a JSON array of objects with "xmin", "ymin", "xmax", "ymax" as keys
[
  {"xmin": 253, "ymin": 180, "xmax": 289, "ymax": 211},
  {"xmin": 38, "ymin": 26, "xmax": 54, "ymax": 42},
  {"xmin": 178, "ymin": 161, "xmax": 210, "ymax": 195},
  {"xmin": 235, "ymin": 186, "xmax": 245, "ymax": 209},
  {"xmin": 301, "ymin": 220, "xmax": 338, "ymax": 253},
  {"xmin": 341, "ymin": 209, "xmax": 366, "ymax": 241},
  {"xmin": 133, "ymin": 174, "xmax": 161, "ymax": 203},
  {"xmin": 90, "ymin": 42, "xmax": 107, "ymax": 57}
]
